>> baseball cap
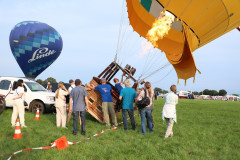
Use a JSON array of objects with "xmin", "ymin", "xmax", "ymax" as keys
[
  {"xmin": 69, "ymin": 79, "xmax": 74, "ymax": 83},
  {"xmin": 101, "ymin": 78, "xmax": 106, "ymax": 82}
]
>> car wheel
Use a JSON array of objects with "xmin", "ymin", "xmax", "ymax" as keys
[
  {"xmin": 0, "ymin": 96, "xmax": 6, "ymax": 114},
  {"xmin": 31, "ymin": 101, "xmax": 45, "ymax": 114}
]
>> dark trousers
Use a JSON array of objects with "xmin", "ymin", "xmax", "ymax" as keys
[
  {"xmin": 122, "ymin": 109, "xmax": 135, "ymax": 130},
  {"xmin": 73, "ymin": 111, "xmax": 86, "ymax": 134}
]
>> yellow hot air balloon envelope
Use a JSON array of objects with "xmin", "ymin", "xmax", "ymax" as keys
[{"xmin": 126, "ymin": 0, "xmax": 240, "ymax": 82}]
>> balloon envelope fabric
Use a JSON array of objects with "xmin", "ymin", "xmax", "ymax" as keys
[{"xmin": 9, "ymin": 21, "xmax": 63, "ymax": 79}]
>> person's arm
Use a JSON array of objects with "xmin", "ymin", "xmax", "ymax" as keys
[
  {"xmin": 134, "ymin": 91, "xmax": 138, "ymax": 102},
  {"xmin": 87, "ymin": 83, "xmax": 96, "ymax": 90},
  {"xmin": 85, "ymin": 96, "xmax": 89, "ymax": 110},
  {"xmin": 69, "ymin": 98, "xmax": 73, "ymax": 114},
  {"xmin": 137, "ymin": 90, "xmax": 144, "ymax": 101},
  {"xmin": 63, "ymin": 85, "xmax": 70, "ymax": 95},
  {"xmin": 119, "ymin": 96, "xmax": 122, "ymax": 100},
  {"xmin": 85, "ymin": 86, "xmax": 91, "ymax": 91},
  {"xmin": 120, "ymin": 74, "xmax": 124, "ymax": 85},
  {"xmin": 13, "ymin": 93, "xmax": 23, "ymax": 100}
]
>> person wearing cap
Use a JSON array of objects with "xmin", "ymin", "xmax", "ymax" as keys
[
  {"xmin": 119, "ymin": 79, "xmax": 137, "ymax": 130},
  {"xmin": 68, "ymin": 79, "xmax": 76, "ymax": 93},
  {"xmin": 88, "ymin": 78, "xmax": 117, "ymax": 127}
]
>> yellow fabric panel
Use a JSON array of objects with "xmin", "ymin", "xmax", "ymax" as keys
[
  {"xmin": 184, "ymin": 26, "xmax": 199, "ymax": 52},
  {"xmin": 222, "ymin": 1, "xmax": 240, "ymax": 33},
  {"xmin": 127, "ymin": 0, "xmax": 199, "ymax": 81},
  {"xmin": 127, "ymin": 0, "xmax": 185, "ymax": 54},
  {"xmin": 127, "ymin": 0, "xmax": 240, "ymax": 82},
  {"xmin": 199, "ymin": 21, "xmax": 227, "ymax": 47},
  {"xmin": 157, "ymin": 0, "xmax": 240, "ymax": 49},
  {"xmin": 169, "ymin": 23, "xmax": 198, "ymax": 80}
]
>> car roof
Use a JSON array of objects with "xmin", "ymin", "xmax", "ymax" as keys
[{"xmin": 0, "ymin": 76, "xmax": 35, "ymax": 82}]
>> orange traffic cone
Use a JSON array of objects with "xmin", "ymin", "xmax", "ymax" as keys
[
  {"xmin": 35, "ymin": 108, "xmax": 40, "ymax": 120},
  {"xmin": 66, "ymin": 104, "xmax": 69, "ymax": 112},
  {"xmin": 13, "ymin": 119, "xmax": 22, "ymax": 139}
]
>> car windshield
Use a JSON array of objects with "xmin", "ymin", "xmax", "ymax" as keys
[{"xmin": 25, "ymin": 82, "xmax": 46, "ymax": 91}]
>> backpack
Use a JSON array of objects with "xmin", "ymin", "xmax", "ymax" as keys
[
  {"xmin": 65, "ymin": 86, "xmax": 73, "ymax": 104},
  {"xmin": 136, "ymin": 89, "xmax": 150, "ymax": 109}
]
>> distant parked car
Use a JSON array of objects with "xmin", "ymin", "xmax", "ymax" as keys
[{"xmin": 0, "ymin": 77, "xmax": 55, "ymax": 114}]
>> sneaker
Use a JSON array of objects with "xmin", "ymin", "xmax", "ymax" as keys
[
  {"xmin": 81, "ymin": 132, "xmax": 86, "ymax": 135},
  {"xmin": 21, "ymin": 125, "xmax": 27, "ymax": 128},
  {"xmin": 63, "ymin": 127, "xmax": 68, "ymax": 129}
]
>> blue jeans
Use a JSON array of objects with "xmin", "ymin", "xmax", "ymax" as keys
[
  {"xmin": 140, "ymin": 107, "xmax": 153, "ymax": 134},
  {"xmin": 73, "ymin": 111, "xmax": 86, "ymax": 135},
  {"xmin": 122, "ymin": 109, "xmax": 135, "ymax": 130}
]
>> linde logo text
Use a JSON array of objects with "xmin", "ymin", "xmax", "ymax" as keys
[{"xmin": 28, "ymin": 47, "xmax": 56, "ymax": 63}]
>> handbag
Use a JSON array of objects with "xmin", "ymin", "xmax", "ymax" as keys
[{"xmin": 136, "ymin": 89, "xmax": 150, "ymax": 109}]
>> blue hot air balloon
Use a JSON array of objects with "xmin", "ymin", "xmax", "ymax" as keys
[{"xmin": 9, "ymin": 21, "xmax": 63, "ymax": 78}]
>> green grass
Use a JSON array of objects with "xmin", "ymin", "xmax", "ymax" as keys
[{"xmin": 0, "ymin": 99, "xmax": 240, "ymax": 160}]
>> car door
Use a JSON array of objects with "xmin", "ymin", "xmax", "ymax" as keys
[{"xmin": 0, "ymin": 80, "xmax": 13, "ymax": 106}]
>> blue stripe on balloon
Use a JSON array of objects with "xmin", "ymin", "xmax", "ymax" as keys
[
  {"xmin": 49, "ymin": 37, "xmax": 55, "ymax": 43},
  {"xmin": 33, "ymin": 38, "xmax": 41, "ymax": 43},
  {"xmin": 32, "ymin": 42, "xmax": 41, "ymax": 48},
  {"xmin": 41, "ymin": 39, "xmax": 49, "ymax": 45},
  {"xmin": 42, "ymin": 35, "xmax": 49, "ymax": 40},
  {"xmin": 25, "ymin": 45, "xmax": 32, "ymax": 51}
]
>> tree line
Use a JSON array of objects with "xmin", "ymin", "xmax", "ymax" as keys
[
  {"xmin": 193, "ymin": 89, "xmax": 227, "ymax": 96},
  {"xmin": 36, "ymin": 78, "xmax": 230, "ymax": 96},
  {"xmin": 154, "ymin": 87, "xmax": 228, "ymax": 96},
  {"xmin": 36, "ymin": 77, "xmax": 57, "ymax": 85}
]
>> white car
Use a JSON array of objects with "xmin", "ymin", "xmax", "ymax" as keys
[{"xmin": 0, "ymin": 76, "xmax": 55, "ymax": 114}]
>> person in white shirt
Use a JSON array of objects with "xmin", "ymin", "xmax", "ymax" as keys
[
  {"xmin": 67, "ymin": 79, "xmax": 81, "ymax": 125},
  {"xmin": 55, "ymin": 82, "xmax": 69, "ymax": 128},
  {"xmin": 46, "ymin": 82, "xmax": 52, "ymax": 92},
  {"xmin": 162, "ymin": 85, "xmax": 178, "ymax": 138},
  {"xmin": 68, "ymin": 79, "xmax": 76, "ymax": 93},
  {"xmin": 11, "ymin": 79, "xmax": 27, "ymax": 128}
]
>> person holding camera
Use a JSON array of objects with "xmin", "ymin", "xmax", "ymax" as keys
[
  {"xmin": 137, "ymin": 82, "xmax": 154, "ymax": 135},
  {"xmin": 55, "ymin": 82, "xmax": 69, "ymax": 128},
  {"xmin": 162, "ymin": 85, "xmax": 178, "ymax": 138},
  {"xmin": 11, "ymin": 79, "xmax": 27, "ymax": 128}
]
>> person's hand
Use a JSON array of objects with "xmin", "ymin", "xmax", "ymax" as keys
[
  {"xmin": 69, "ymin": 109, "xmax": 72, "ymax": 114},
  {"xmin": 12, "ymin": 98, "xmax": 16, "ymax": 100}
]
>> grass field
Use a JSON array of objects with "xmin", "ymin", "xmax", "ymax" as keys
[{"xmin": 0, "ymin": 99, "xmax": 240, "ymax": 160}]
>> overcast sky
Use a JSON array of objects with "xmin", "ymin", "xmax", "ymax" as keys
[{"xmin": 0, "ymin": 0, "xmax": 239, "ymax": 94}]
